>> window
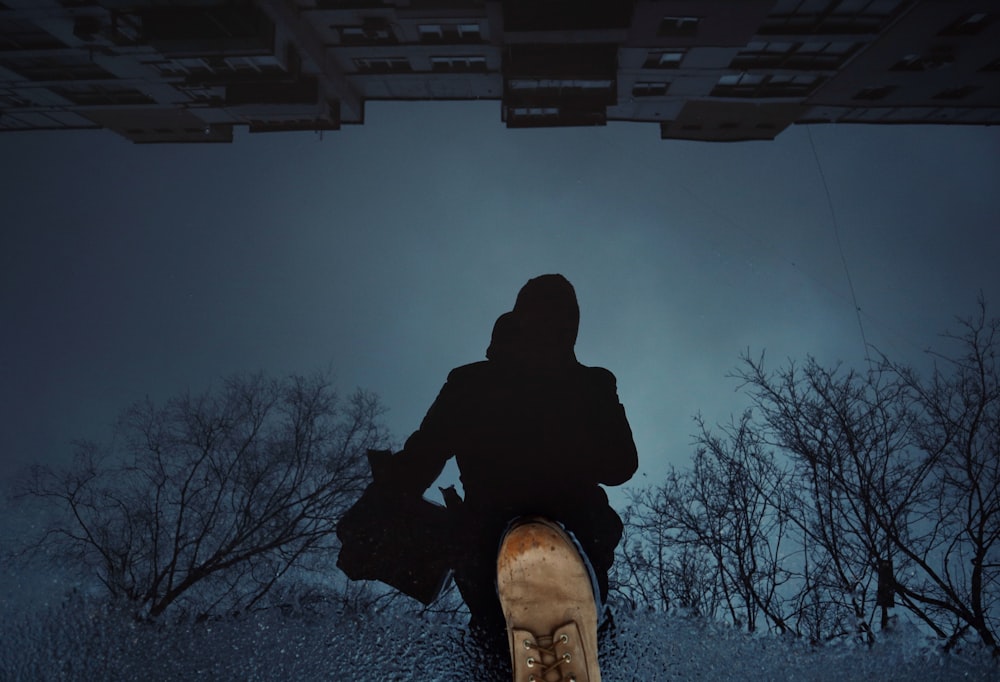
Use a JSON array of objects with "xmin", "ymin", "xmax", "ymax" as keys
[
  {"xmin": 711, "ymin": 73, "xmax": 823, "ymax": 98},
  {"xmin": 508, "ymin": 78, "xmax": 613, "ymax": 93},
  {"xmin": 0, "ymin": 54, "xmax": 113, "ymax": 81},
  {"xmin": 760, "ymin": 73, "xmax": 822, "ymax": 97},
  {"xmin": 502, "ymin": 1, "xmax": 632, "ymax": 31},
  {"xmin": 0, "ymin": 110, "xmax": 98, "ymax": 130},
  {"xmin": 179, "ymin": 84, "xmax": 224, "ymax": 105},
  {"xmin": 853, "ymin": 84, "xmax": 894, "ymax": 100},
  {"xmin": 353, "ymin": 57, "xmax": 411, "ymax": 74},
  {"xmin": 139, "ymin": 6, "xmax": 269, "ymax": 43},
  {"xmin": 315, "ymin": 1, "xmax": 388, "ymax": 9},
  {"xmin": 418, "ymin": 23, "xmax": 481, "ymax": 43},
  {"xmin": 73, "ymin": 16, "xmax": 102, "ymax": 42},
  {"xmin": 891, "ymin": 47, "xmax": 954, "ymax": 71},
  {"xmin": 49, "ymin": 83, "xmax": 154, "ymax": 106},
  {"xmin": 336, "ymin": 18, "xmax": 396, "ymax": 45},
  {"xmin": 248, "ymin": 118, "xmax": 337, "ymax": 134},
  {"xmin": 223, "ymin": 55, "xmax": 284, "ymax": 74},
  {"xmin": 153, "ymin": 55, "xmax": 285, "ymax": 80},
  {"xmin": 658, "ymin": 16, "xmax": 700, "ymax": 37},
  {"xmin": 939, "ymin": 12, "xmax": 992, "ymax": 36},
  {"xmin": 892, "ymin": 54, "xmax": 922, "ymax": 70},
  {"xmin": 512, "ymin": 106, "xmax": 559, "ymax": 117},
  {"xmin": 153, "ymin": 60, "xmax": 192, "ymax": 78},
  {"xmin": 505, "ymin": 77, "xmax": 615, "ymax": 109},
  {"xmin": 338, "ymin": 26, "xmax": 366, "ymax": 42},
  {"xmin": 0, "ymin": 89, "xmax": 32, "ymax": 107},
  {"xmin": 457, "ymin": 24, "xmax": 482, "ymax": 40},
  {"xmin": 506, "ymin": 106, "xmax": 561, "ymax": 127},
  {"xmin": 759, "ymin": 0, "xmax": 906, "ymax": 35},
  {"xmin": 731, "ymin": 41, "xmax": 794, "ymax": 69},
  {"xmin": 932, "ymin": 85, "xmax": 979, "ymax": 100},
  {"xmin": 123, "ymin": 6, "xmax": 275, "ymax": 56},
  {"xmin": 418, "ymin": 24, "xmax": 443, "ymax": 41},
  {"xmin": 430, "ymin": 56, "xmax": 487, "ymax": 73},
  {"xmin": 731, "ymin": 40, "xmax": 859, "ymax": 70},
  {"xmin": 644, "ymin": 50, "xmax": 684, "ymax": 69},
  {"xmin": 789, "ymin": 40, "xmax": 856, "ymax": 68},
  {"xmin": 713, "ymin": 73, "xmax": 764, "ymax": 95},
  {"xmin": 505, "ymin": 105, "xmax": 599, "ymax": 127},
  {"xmin": 632, "ymin": 81, "xmax": 669, "ymax": 97},
  {"xmin": 0, "ymin": 16, "xmax": 65, "ymax": 51},
  {"xmin": 110, "ymin": 11, "xmax": 142, "ymax": 46},
  {"xmin": 226, "ymin": 78, "xmax": 318, "ymax": 105}
]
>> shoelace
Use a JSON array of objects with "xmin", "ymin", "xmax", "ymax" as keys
[{"xmin": 520, "ymin": 633, "xmax": 578, "ymax": 682}]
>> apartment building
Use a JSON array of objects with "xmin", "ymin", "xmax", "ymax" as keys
[{"xmin": 1, "ymin": 0, "xmax": 997, "ymax": 143}]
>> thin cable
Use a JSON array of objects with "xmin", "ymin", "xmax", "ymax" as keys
[{"xmin": 806, "ymin": 125, "xmax": 872, "ymax": 367}]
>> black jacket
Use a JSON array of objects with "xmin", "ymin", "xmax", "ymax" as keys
[
  {"xmin": 379, "ymin": 275, "xmax": 638, "ymax": 624},
  {"xmin": 387, "ymin": 357, "xmax": 637, "ymax": 591}
]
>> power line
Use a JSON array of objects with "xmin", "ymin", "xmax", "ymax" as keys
[
  {"xmin": 670, "ymin": 128, "xmax": 927, "ymax": 367},
  {"xmin": 806, "ymin": 125, "xmax": 872, "ymax": 367}
]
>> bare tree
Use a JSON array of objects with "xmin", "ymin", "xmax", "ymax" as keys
[
  {"xmin": 887, "ymin": 298, "xmax": 1000, "ymax": 651},
  {"xmin": 733, "ymin": 299, "xmax": 999, "ymax": 650},
  {"xmin": 615, "ymin": 481, "xmax": 691, "ymax": 614},
  {"xmin": 618, "ymin": 300, "xmax": 998, "ymax": 652},
  {"xmin": 735, "ymin": 354, "xmax": 921, "ymax": 643},
  {"xmin": 16, "ymin": 372, "xmax": 390, "ymax": 619},
  {"xmin": 620, "ymin": 413, "xmax": 793, "ymax": 633}
]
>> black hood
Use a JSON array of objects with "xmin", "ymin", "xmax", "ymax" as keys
[{"xmin": 488, "ymin": 274, "xmax": 579, "ymax": 367}]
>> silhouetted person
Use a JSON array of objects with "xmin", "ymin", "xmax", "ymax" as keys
[{"xmin": 382, "ymin": 274, "xmax": 638, "ymax": 672}]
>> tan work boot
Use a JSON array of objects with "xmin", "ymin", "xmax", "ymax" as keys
[{"xmin": 496, "ymin": 518, "xmax": 601, "ymax": 682}]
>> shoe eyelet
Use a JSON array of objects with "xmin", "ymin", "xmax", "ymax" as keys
[
  {"xmin": 526, "ymin": 657, "xmax": 535, "ymax": 668},
  {"xmin": 562, "ymin": 652, "xmax": 572, "ymax": 663},
  {"xmin": 559, "ymin": 633, "xmax": 570, "ymax": 644},
  {"xmin": 523, "ymin": 639, "xmax": 533, "ymax": 650}
]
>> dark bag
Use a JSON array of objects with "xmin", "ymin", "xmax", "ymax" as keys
[{"xmin": 336, "ymin": 450, "xmax": 454, "ymax": 605}]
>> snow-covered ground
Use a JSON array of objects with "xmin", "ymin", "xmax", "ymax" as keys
[
  {"xmin": 1, "ymin": 497, "xmax": 995, "ymax": 680},
  {"xmin": 1, "ymin": 591, "xmax": 995, "ymax": 681}
]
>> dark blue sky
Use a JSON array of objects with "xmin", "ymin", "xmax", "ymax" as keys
[{"xmin": 2, "ymin": 101, "xmax": 999, "ymax": 502}]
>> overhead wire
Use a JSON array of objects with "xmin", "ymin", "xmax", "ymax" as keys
[
  {"xmin": 806, "ymin": 125, "xmax": 873, "ymax": 368},
  {"xmin": 670, "ymin": 126, "xmax": 929, "ymax": 368}
]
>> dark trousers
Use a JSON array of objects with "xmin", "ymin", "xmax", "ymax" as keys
[{"xmin": 450, "ymin": 507, "xmax": 621, "ymax": 668}]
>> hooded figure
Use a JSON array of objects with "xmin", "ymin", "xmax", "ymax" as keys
[{"xmin": 381, "ymin": 275, "xmax": 638, "ymax": 656}]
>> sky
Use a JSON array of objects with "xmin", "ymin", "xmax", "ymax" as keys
[{"xmin": 2, "ymin": 101, "xmax": 999, "ymax": 507}]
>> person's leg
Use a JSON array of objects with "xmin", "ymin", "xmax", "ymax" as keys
[
  {"xmin": 563, "ymin": 505, "xmax": 623, "ymax": 608},
  {"xmin": 453, "ymin": 522, "xmax": 511, "ymax": 678}
]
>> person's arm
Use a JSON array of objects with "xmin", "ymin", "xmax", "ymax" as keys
[
  {"xmin": 587, "ymin": 367, "xmax": 639, "ymax": 486},
  {"xmin": 380, "ymin": 365, "xmax": 473, "ymax": 496}
]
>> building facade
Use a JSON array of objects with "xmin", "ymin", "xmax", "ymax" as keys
[{"xmin": 1, "ymin": 0, "xmax": 997, "ymax": 143}]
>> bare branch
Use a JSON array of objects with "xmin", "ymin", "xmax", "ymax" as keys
[{"xmin": 13, "ymin": 370, "xmax": 390, "ymax": 619}]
